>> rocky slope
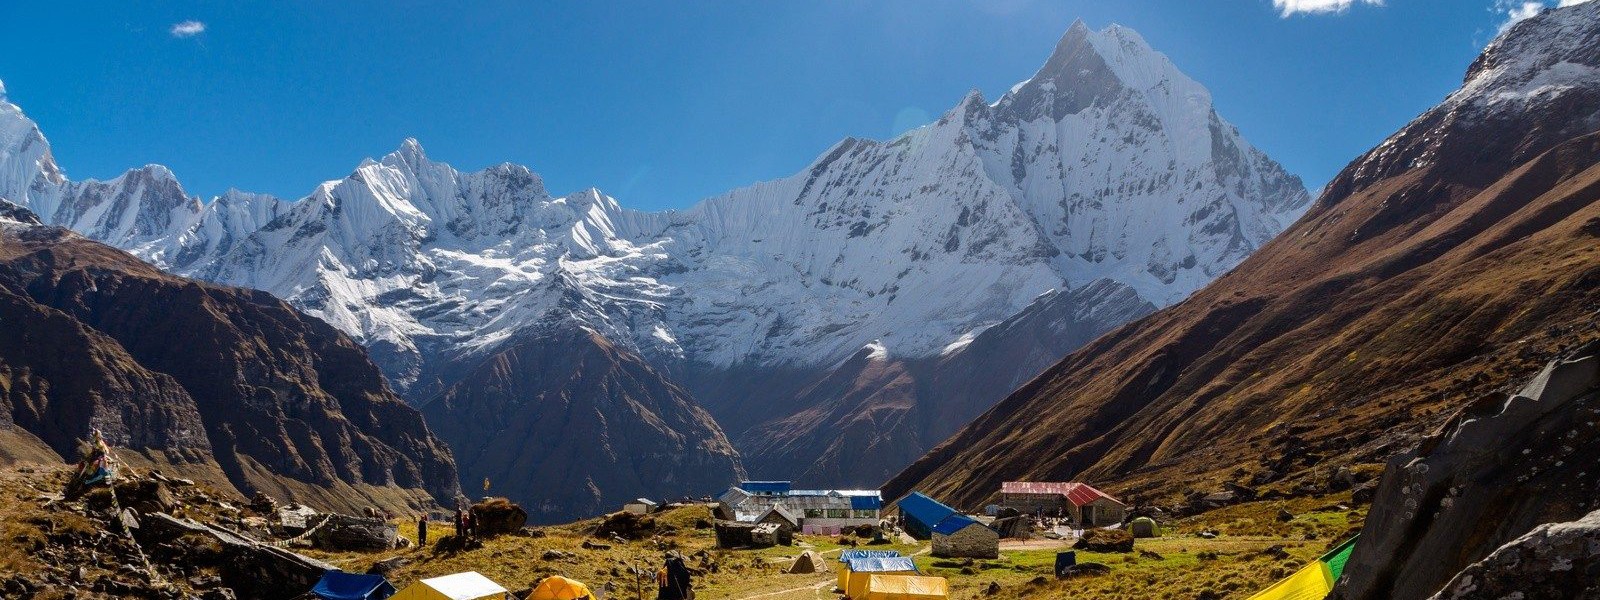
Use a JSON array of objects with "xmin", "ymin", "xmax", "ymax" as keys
[
  {"xmin": 0, "ymin": 20, "xmax": 1308, "ymax": 499},
  {"xmin": 0, "ymin": 208, "xmax": 460, "ymax": 514},
  {"xmin": 735, "ymin": 280, "xmax": 1154, "ymax": 486},
  {"xmin": 886, "ymin": 0, "xmax": 1600, "ymax": 510},
  {"xmin": 1333, "ymin": 341, "xmax": 1600, "ymax": 600},
  {"xmin": 420, "ymin": 325, "xmax": 744, "ymax": 522}
]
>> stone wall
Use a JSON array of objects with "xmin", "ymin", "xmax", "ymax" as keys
[{"xmin": 933, "ymin": 524, "xmax": 998, "ymax": 559}]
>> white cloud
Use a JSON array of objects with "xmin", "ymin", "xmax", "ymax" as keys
[
  {"xmin": 169, "ymin": 20, "xmax": 206, "ymax": 38},
  {"xmin": 1496, "ymin": 0, "xmax": 1595, "ymax": 32},
  {"xmin": 1272, "ymin": 0, "xmax": 1385, "ymax": 17}
]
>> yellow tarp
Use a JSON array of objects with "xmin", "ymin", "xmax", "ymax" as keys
[
  {"xmin": 1244, "ymin": 561, "xmax": 1333, "ymax": 600},
  {"xmin": 861, "ymin": 574, "xmax": 948, "ymax": 600},
  {"xmin": 837, "ymin": 566, "xmax": 851, "ymax": 592},
  {"xmin": 530, "ymin": 576, "xmax": 593, "ymax": 600},
  {"xmin": 846, "ymin": 569, "xmax": 918, "ymax": 598}
]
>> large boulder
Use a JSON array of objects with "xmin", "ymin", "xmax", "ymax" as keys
[
  {"xmin": 309, "ymin": 514, "xmax": 398, "ymax": 551},
  {"xmin": 1334, "ymin": 342, "xmax": 1600, "ymax": 600},
  {"xmin": 1429, "ymin": 509, "xmax": 1600, "ymax": 599},
  {"xmin": 1073, "ymin": 528, "xmax": 1134, "ymax": 553},
  {"xmin": 471, "ymin": 497, "xmax": 528, "ymax": 537}
]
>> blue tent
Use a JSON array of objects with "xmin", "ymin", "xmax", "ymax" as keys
[
  {"xmin": 844, "ymin": 556, "xmax": 920, "ymax": 573},
  {"xmin": 838, "ymin": 549, "xmax": 901, "ymax": 563},
  {"xmin": 312, "ymin": 571, "xmax": 396, "ymax": 600},
  {"xmin": 896, "ymin": 492, "xmax": 958, "ymax": 539}
]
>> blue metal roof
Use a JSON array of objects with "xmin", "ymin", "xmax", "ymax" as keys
[
  {"xmin": 896, "ymin": 492, "xmax": 957, "ymax": 529},
  {"xmin": 850, "ymin": 495, "xmax": 882, "ymax": 510},
  {"xmin": 838, "ymin": 550, "xmax": 901, "ymax": 563},
  {"xmin": 739, "ymin": 481, "xmax": 792, "ymax": 494},
  {"xmin": 931, "ymin": 514, "xmax": 984, "ymax": 536},
  {"xmin": 843, "ymin": 557, "xmax": 919, "ymax": 573}
]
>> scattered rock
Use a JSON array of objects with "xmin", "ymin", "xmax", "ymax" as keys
[
  {"xmin": 1276, "ymin": 508, "xmax": 1294, "ymax": 522},
  {"xmin": 1061, "ymin": 562, "xmax": 1111, "ymax": 578},
  {"xmin": 367, "ymin": 555, "xmax": 410, "ymax": 576}
]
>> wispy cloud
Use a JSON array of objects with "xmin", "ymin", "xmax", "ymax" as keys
[
  {"xmin": 169, "ymin": 20, "xmax": 206, "ymax": 38},
  {"xmin": 1493, "ymin": 0, "xmax": 1593, "ymax": 32},
  {"xmin": 1271, "ymin": 0, "xmax": 1384, "ymax": 17}
]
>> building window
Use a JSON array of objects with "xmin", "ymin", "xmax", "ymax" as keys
[
  {"xmin": 853, "ymin": 509, "xmax": 877, "ymax": 519},
  {"xmin": 805, "ymin": 509, "xmax": 824, "ymax": 518},
  {"xmin": 826, "ymin": 509, "xmax": 849, "ymax": 519}
]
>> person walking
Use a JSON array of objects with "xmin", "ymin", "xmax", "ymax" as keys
[
  {"xmin": 659, "ymin": 551, "xmax": 693, "ymax": 600},
  {"xmin": 417, "ymin": 514, "xmax": 428, "ymax": 546}
]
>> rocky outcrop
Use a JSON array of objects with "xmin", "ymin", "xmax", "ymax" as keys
[
  {"xmin": 1334, "ymin": 342, "xmax": 1600, "ymax": 600},
  {"xmin": 142, "ymin": 512, "xmax": 338, "ymax": 600},
  {"xmin": 1429, "ymin": 509, "xmax": 1600, "ymax": 600},
  {"xmin": 0, "ymin": 224, "xmax": 461, "ymax": 513},
  {"xmin": 887, "ymin": 1, "xmax": 1600, "ymax": 510},
  {"xmin": 420, "ymin": 326, "xmax": 743, "ymax": 523}
]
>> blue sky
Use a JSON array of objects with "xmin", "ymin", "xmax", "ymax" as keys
[{"xmin": 0, "ymin": 1, "xmax": 1576, "ymax": 211}]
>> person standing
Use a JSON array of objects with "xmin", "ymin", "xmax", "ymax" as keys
[
  {"xmin": 417, "ymin": 514, "xmax": 428, "ymax": 546},
  {"xmin": 454, "ymin": 507, "xmax": 465, "ymax": 539}
]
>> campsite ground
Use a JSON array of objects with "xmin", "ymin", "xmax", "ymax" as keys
[
  {"xmin": 0, "ymin": 464, "xmax": 1361, "ymax": 600},
  {"xmin": 311, "ymin": 495, "xmax": 1361, "ymax": 600}
]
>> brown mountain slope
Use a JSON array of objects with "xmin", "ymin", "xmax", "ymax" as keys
[
  {"xmin": 421, "ymin": 326, "xmax": 744, "ymax": 523},
  {"xmin": 0, "ymin": 220, "xmax": 461, "ymax": 513},
  {"xmin": 885, "ymin": 4, "xmax": 1600, "ymax": 509},
  {"xmin": 736, "ymin": 281, "xmax": 1154, "ymax": 487}
]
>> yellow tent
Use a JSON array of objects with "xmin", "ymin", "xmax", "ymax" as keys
[
  {"xmin": 1244, "ymin": 536, "xmax": 1357, "ymax": 600},
  {"xmin": 846, "ymin": 568, "xmax": 918, "ymax": 599},
  {"xmin": 529, "ymin": 576, "xmax": 593, "ymax": 600},
  {"xmin": 391, "ymin": 572, "xmax": 508, "ymax": 600},
  {"xmin": 861, "ymin": 574, "xmax": 948, "ymax": 600}
]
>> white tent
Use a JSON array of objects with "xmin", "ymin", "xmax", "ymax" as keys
[{"xmin": 391, "ymin": 572, "xmax": 508, "ymax": 600}]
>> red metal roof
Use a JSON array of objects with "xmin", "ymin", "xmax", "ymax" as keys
[{"xmin": 1000, "ymin": 481, "xmax": 1121, "ymax": 507}]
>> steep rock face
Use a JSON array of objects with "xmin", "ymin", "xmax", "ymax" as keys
[
  {"xmin": 1335, "ymin": 342, "xmax": 1600, "ymax": 600},
  {"xmin": 0, "ymin": 220, "xmax": 460, "ymax": 513},
  {"xmin": 886, "ymin": 1, "xmax": 1600, "ymax": 510},
  {"xmin": 736, "ymin": 280, "xmax": 1155, "ymax": 487},
  {"xmin": 420, "ymin": 326, "xmax": 743, "ymax": 523},
  {"xmin": 1429, "ymin": 509, "xmax": 1600, "ymax": 600}
]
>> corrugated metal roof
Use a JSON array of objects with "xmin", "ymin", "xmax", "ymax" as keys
[
  {"xmin": 850, "ymin": 495, "xmax": 882, "ymax": 510},
  {"xmin": 1066, "ymin": 483, "xmax": 1119, "ymax": 507},
  {"xmin": 1000, "ymin": 481, "xmax": 1122, "ymax": 507},
  {"xmin": 740, "ymin": 481, "xmax": 792, "ymax": 494},
  {"xmin": 930, "ymin": 514, "xmax": 984, "ymax": 536},
  {"xmin": 896, "ymin": 492, "xmax": 958, "ymax": 529}
]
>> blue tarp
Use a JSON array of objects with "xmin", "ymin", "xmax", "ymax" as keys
[
  {"xmin": 850, "ymin": 494, "xmax": 882, "ymax": 510},
  {"xmin": 896, "ymin": 492, "xmax": 958, "ymax": 538},
  {"xmin": 739, "ymin": 481, "xmax": 792, "ymax": 494},
  {"xmin": 838, "ymin": 550, "xmax": 901, "ymax": 563},
  {"xmin": 312, "ymin": 571, "xmax": 396, "ymax": 600},
  {"xmin": 844, "ymin": 557, "xmax": 919, "ymax": 573},
  {"xmin": 931, "ymin": 514, "xmax": 983, "ymax": 536}
]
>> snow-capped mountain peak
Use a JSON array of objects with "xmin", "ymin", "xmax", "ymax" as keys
[{"xmin": 0, "ymin": 20, "xmax": 1311, "ymax": 386}]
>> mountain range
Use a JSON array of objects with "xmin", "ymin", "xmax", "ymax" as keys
[
  {"xmin": 0, "ymin": 202, "xmax": 461, "ymax": 515},
  {"xmin": 885, "ymin": 0, "xmax": 1600, "ymax": 515},
  {"xmin": 0, "ymin": 21, "xmax": 1310, "ymax": 517}
]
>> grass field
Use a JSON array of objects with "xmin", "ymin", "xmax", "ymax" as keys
[{"xmin": 304, "ymin": 495, "xmax": 1361, "ymax": 600}]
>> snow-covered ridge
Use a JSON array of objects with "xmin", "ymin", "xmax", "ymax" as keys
[{"xmin": 0, "ymin": 20, "xmax": 1311, "ymax": 388}]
